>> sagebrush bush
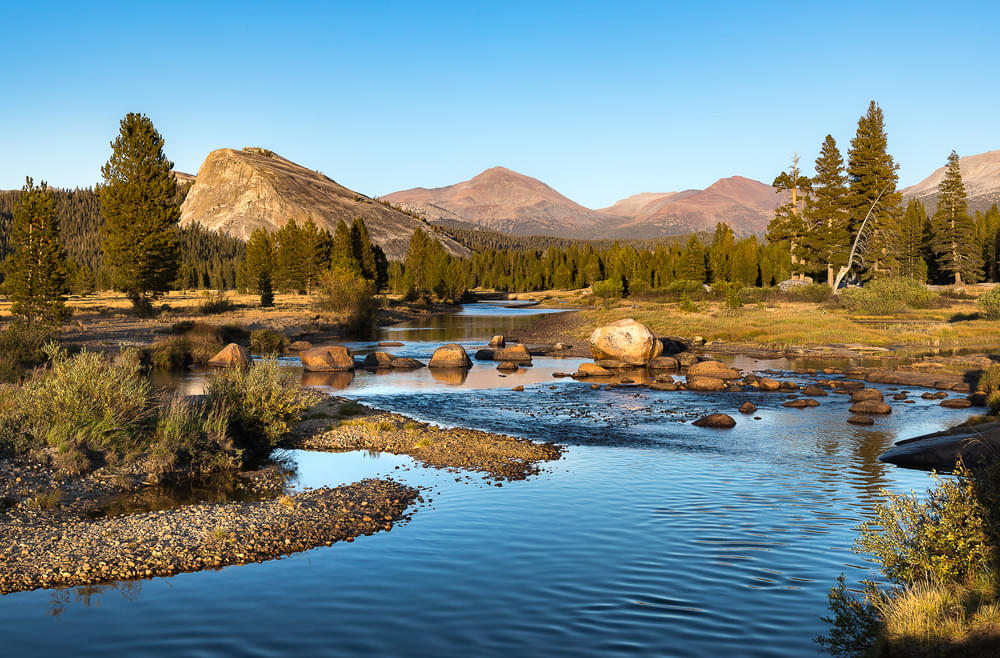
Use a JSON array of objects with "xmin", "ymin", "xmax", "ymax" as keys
[
  {"xmin": 150, "ymin": 395, "xmax": 239, "ymax": 475},
  {"xmin": 977, "ymin": 286, "xmax": 1000, "ymax": 320},
  {"xmin": 198, "ymin": 291, "xmax": 235, "ymax": 315},
  {"xmin": 250, "ymin": 329, "xmax": 288, "ymax": 355},
  {"xmin": 11, "ymin": 347, "xmax": 156, "ymax": 457},
  {"xmin": 206, "ymin": 358, "xmax": 316, "ymax": 450},
  {"xmin": 783, "ymin": 282, "xmax": 834, "ymax": 303},
  {"xmin": 313, "ymin": 270, "xmax": 379, "ymax": 336},
  {"xmin": 839, "ymin": 276, "xmax": 938, "ymax": 315},
  {"xmin": 0, "ymin": 322, "xmax": 52, "ymax": 382}
]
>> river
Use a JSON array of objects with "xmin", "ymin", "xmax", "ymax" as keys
[{"xmin": 0, "ymin": 303, "xmax": 975, "ymax": 656}]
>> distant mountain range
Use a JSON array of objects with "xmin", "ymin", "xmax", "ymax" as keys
[
  {"xmin": 171, "ymin": 147, "xmax": 1000, "ymax": 250},
  {"xmin": 901, "ymin": 149, "xmax": 1000, "ymax": 215},
  {"xmin": 383, "ymin": 169, "xmax": 782, "ymax": 239},
  {"xmin": 177, "ymin": 147, "xmax": 469, "ymax": 260}
]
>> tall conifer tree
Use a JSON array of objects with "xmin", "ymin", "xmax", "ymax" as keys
[
  {"xmin": 1, "ymin": 178, "xmax": 70, "ymax": 327},
  {"xmin": 98, "ymin": 113, "xmax": 180, "ymax": 312},
  {"xmin": 846, "ymin": 101, "xmax": 902, "ymax": 276},
  {"xmin": 929, "ymin": 151, "xmax": 981, "ymax": 285},
  {"xmin": 767, "ymin": 154, "xmax": 812, "ymax": 279},
  {"xmin": 803, "ymin": 135, "xmax": 850, "ymax": 287},
  {"xmin": 244, "ymin": 227, "xmax": 275, "ymax": 306}
]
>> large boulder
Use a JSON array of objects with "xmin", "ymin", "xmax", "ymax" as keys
[
  {"xmin": 687, "ymin": 360, "xmax": 740, "ymax": 380},
  {"xmin": 588, "ymin": 319, "xmax": 663, "ymax": 366},
  {"xmin": 494, "ymin": 344, "xmax": 532, "ymax": 363},
  {"xmin": 208, "ymin": 343, "xmax": 252, "ymax": 368},
  {"xmin": 429, "ymin": 344, "xmax": 472, "ymax": 368},
  {"xmin": 301, "ymin": 345, "xmax": 355, "ymax": 372}
]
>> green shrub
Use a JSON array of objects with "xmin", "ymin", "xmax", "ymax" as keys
[
  {"xmin": 592, "ymin": 278, "xmax": 624, "ymax": 300},
  {"xmin": 205, "ymin": 358, "xmax": 315, "ymax": 451},
  {"xmin": 839, "ymin": 276, "xmax": 938, "ymax": 315},
  {"xmin": 784, "ymin": 282, "xmax": 834, "ymax": 303},
  {"xmin": 977, "ymin": 286, "xmax": 1000, "ymax": 320},
  {"xmin": 313, "ymin": 270, "xmax": 379, "ymax": 336},
  {"xmin": 678, "ymin": 293, "xmax": 700, "ymax": 313},
  {"xmin": 250, "ymin": 329, "xmax": 289, "ymax": 355}
]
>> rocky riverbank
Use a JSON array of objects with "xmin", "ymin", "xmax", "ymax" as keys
[{"xmin": 0, "ymin": 478, "xmax": 417, "ymax": 594}]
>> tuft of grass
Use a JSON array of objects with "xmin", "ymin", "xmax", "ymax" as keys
[
  {"xmin": 198, "ymin": 291, "xmax": 235, "ymax": 315},
  {"xmin": 29, "ymin": 488, "xmax": 61, "ymax": 510},
  {"xmin": 335, "ymin": 400, "xmax": 366, "ymax": 419}
]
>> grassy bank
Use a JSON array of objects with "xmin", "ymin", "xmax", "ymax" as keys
[{"xmin": 572, "ymin": 297, "xmax": 998, "ymax": 351}]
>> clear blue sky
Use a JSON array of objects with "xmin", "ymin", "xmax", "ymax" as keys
[{"xmin": 1, "ymin": 1, "xmax": 997, "ymax": 208}]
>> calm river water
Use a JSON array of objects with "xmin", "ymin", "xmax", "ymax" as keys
[{"xmin": 0, "ymin": 303, "xmax": 976, "ymax": 657}]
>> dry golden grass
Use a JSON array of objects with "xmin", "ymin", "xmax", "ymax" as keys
[
  {"xmin": 876, "ymin": 575, "xmax": 1000, "ymax": 656},
  {"xmin": 576, "ymin": 299, "xmax": 999, "ymax": 349}
]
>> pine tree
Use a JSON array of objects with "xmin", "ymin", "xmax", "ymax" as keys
[
  {"xmin": 803, "ymin": 135, "xmax": 850, "ymax": 287},
  {"xmin": 680, "ymin": 235, "xmax": 707, "ymax": 282},
  {"xmin": 899, "ymin": 199, "xmax": 929, "ymax": 281},
  {"xmin": 767, "ymin": 154, "xmax": 812, "ymax": 279},
  {"xmin": 1, "ymin": 178, "xmax": 70, "ymax": 327},
  {"xmin": 330, "ymin": 220, "xmax": 361, "ymax": 276},
  {"xmin": 98, "ymin": 113, "xmax": 181, "ymax": 312},
  {"xmin": 244, "ymin": 227, "xmax": 275, "ymax": 306},
  {"xmin": 929, "ymin": 151, "xmax": 981, "ymax": 285},
  {"xmin": 976, "ymin": 204, "xmax": 1000, "ymax": 282},
  {"xmin": 708, "ymin": 223, "xmax": 735, "ymax": 283},
  {"xmin": 846, "ymin": 101, "xmax": 902, "ymax": 277},
  {"xmin": 350, "ymin": 218, "xmax": 378, "ymax": 281}
]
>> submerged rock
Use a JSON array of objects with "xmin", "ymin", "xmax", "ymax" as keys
[
  {"xmin": 686, "ymin": 376, "xmax": 727, "ymax": 392},
  {"xmin": 588, "ymin": 318, "xmax": 663, "ymax": 366},
  {"xmin": 940, "ymin": 398, "xmax": 972, "ymax": 409},
  {"xmin": 850, "ymin": 388, "xmax": 884, "ymax": 403},
  {"xmin": 575, "ymin": 363, "xmax": 612, "ymax": 378},
  {"xmin": 693, "ymin": 413, "xmax": 736, "ymax": 428},
  {"xmin": 390, "ymin": 357, "xmax": 425, "ymax": 369},
  {"xmin": 849, "ymin": 400, "xmax": 892, "ymax": 415},
  {"xmin": 783, "ymin": 398, "xmax": 820, "ymax": 408},
  {"xmin": 687, "ymin": 361, "xmax": 740, "ymax": 380},
  {"xmin": 848, "ymin": 415, "xmax": 875, "ymax": 425}
]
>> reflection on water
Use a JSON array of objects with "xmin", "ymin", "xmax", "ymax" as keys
[
  {"xmin": 300, "ymin": 369, "xmax": 355, "ymax": 390},
  {"xmin": 3, "ymin": 302, "xmax": 983, "ymax": 657}
]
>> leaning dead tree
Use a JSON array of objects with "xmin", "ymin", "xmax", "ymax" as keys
[{"xmin": 832, "ymin": 184, "xmax": 891, "ymax": 293}]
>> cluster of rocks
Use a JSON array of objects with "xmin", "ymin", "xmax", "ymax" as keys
[{"xmin": 568, "ymin": 318, "xmax": 986, "ymax": 431}]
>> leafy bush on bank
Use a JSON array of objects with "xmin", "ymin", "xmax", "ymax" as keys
[
  {"xmin": 0, "ymin": 348, "xmax": 314, "ymax": 477},
  {"xmin": 977, "ymin": 286, "xmax": 1000, "ymax": 320},
  {"xmin": 818, "ymin": 461, "xmax": 1000, "ymax": 656},
  {"xmin": 838, "ymin": 276, "xmax": 939, "ymax": 315}
]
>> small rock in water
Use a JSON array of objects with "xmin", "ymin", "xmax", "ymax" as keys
[
  {"xmin": 511, "ymin": 385, "xmax": 524, "ymax": 392},
  {"xmin": 783, "ymin": 398, "xmax": 819, "ymax": 408},
  {"xmin": 940, "ymin": 398, "xmax": 972, "ymax": 409},
  {"xmin": 738, "ymin": 402, "xmax": 757, "ymax": 414},
  {"xmin": 848, "ymin": 415, "xmax": 875, "ymax": 425},
  {"xmin": 692, "ymin": 413, "xmax": 736, "ymax": 429}
]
